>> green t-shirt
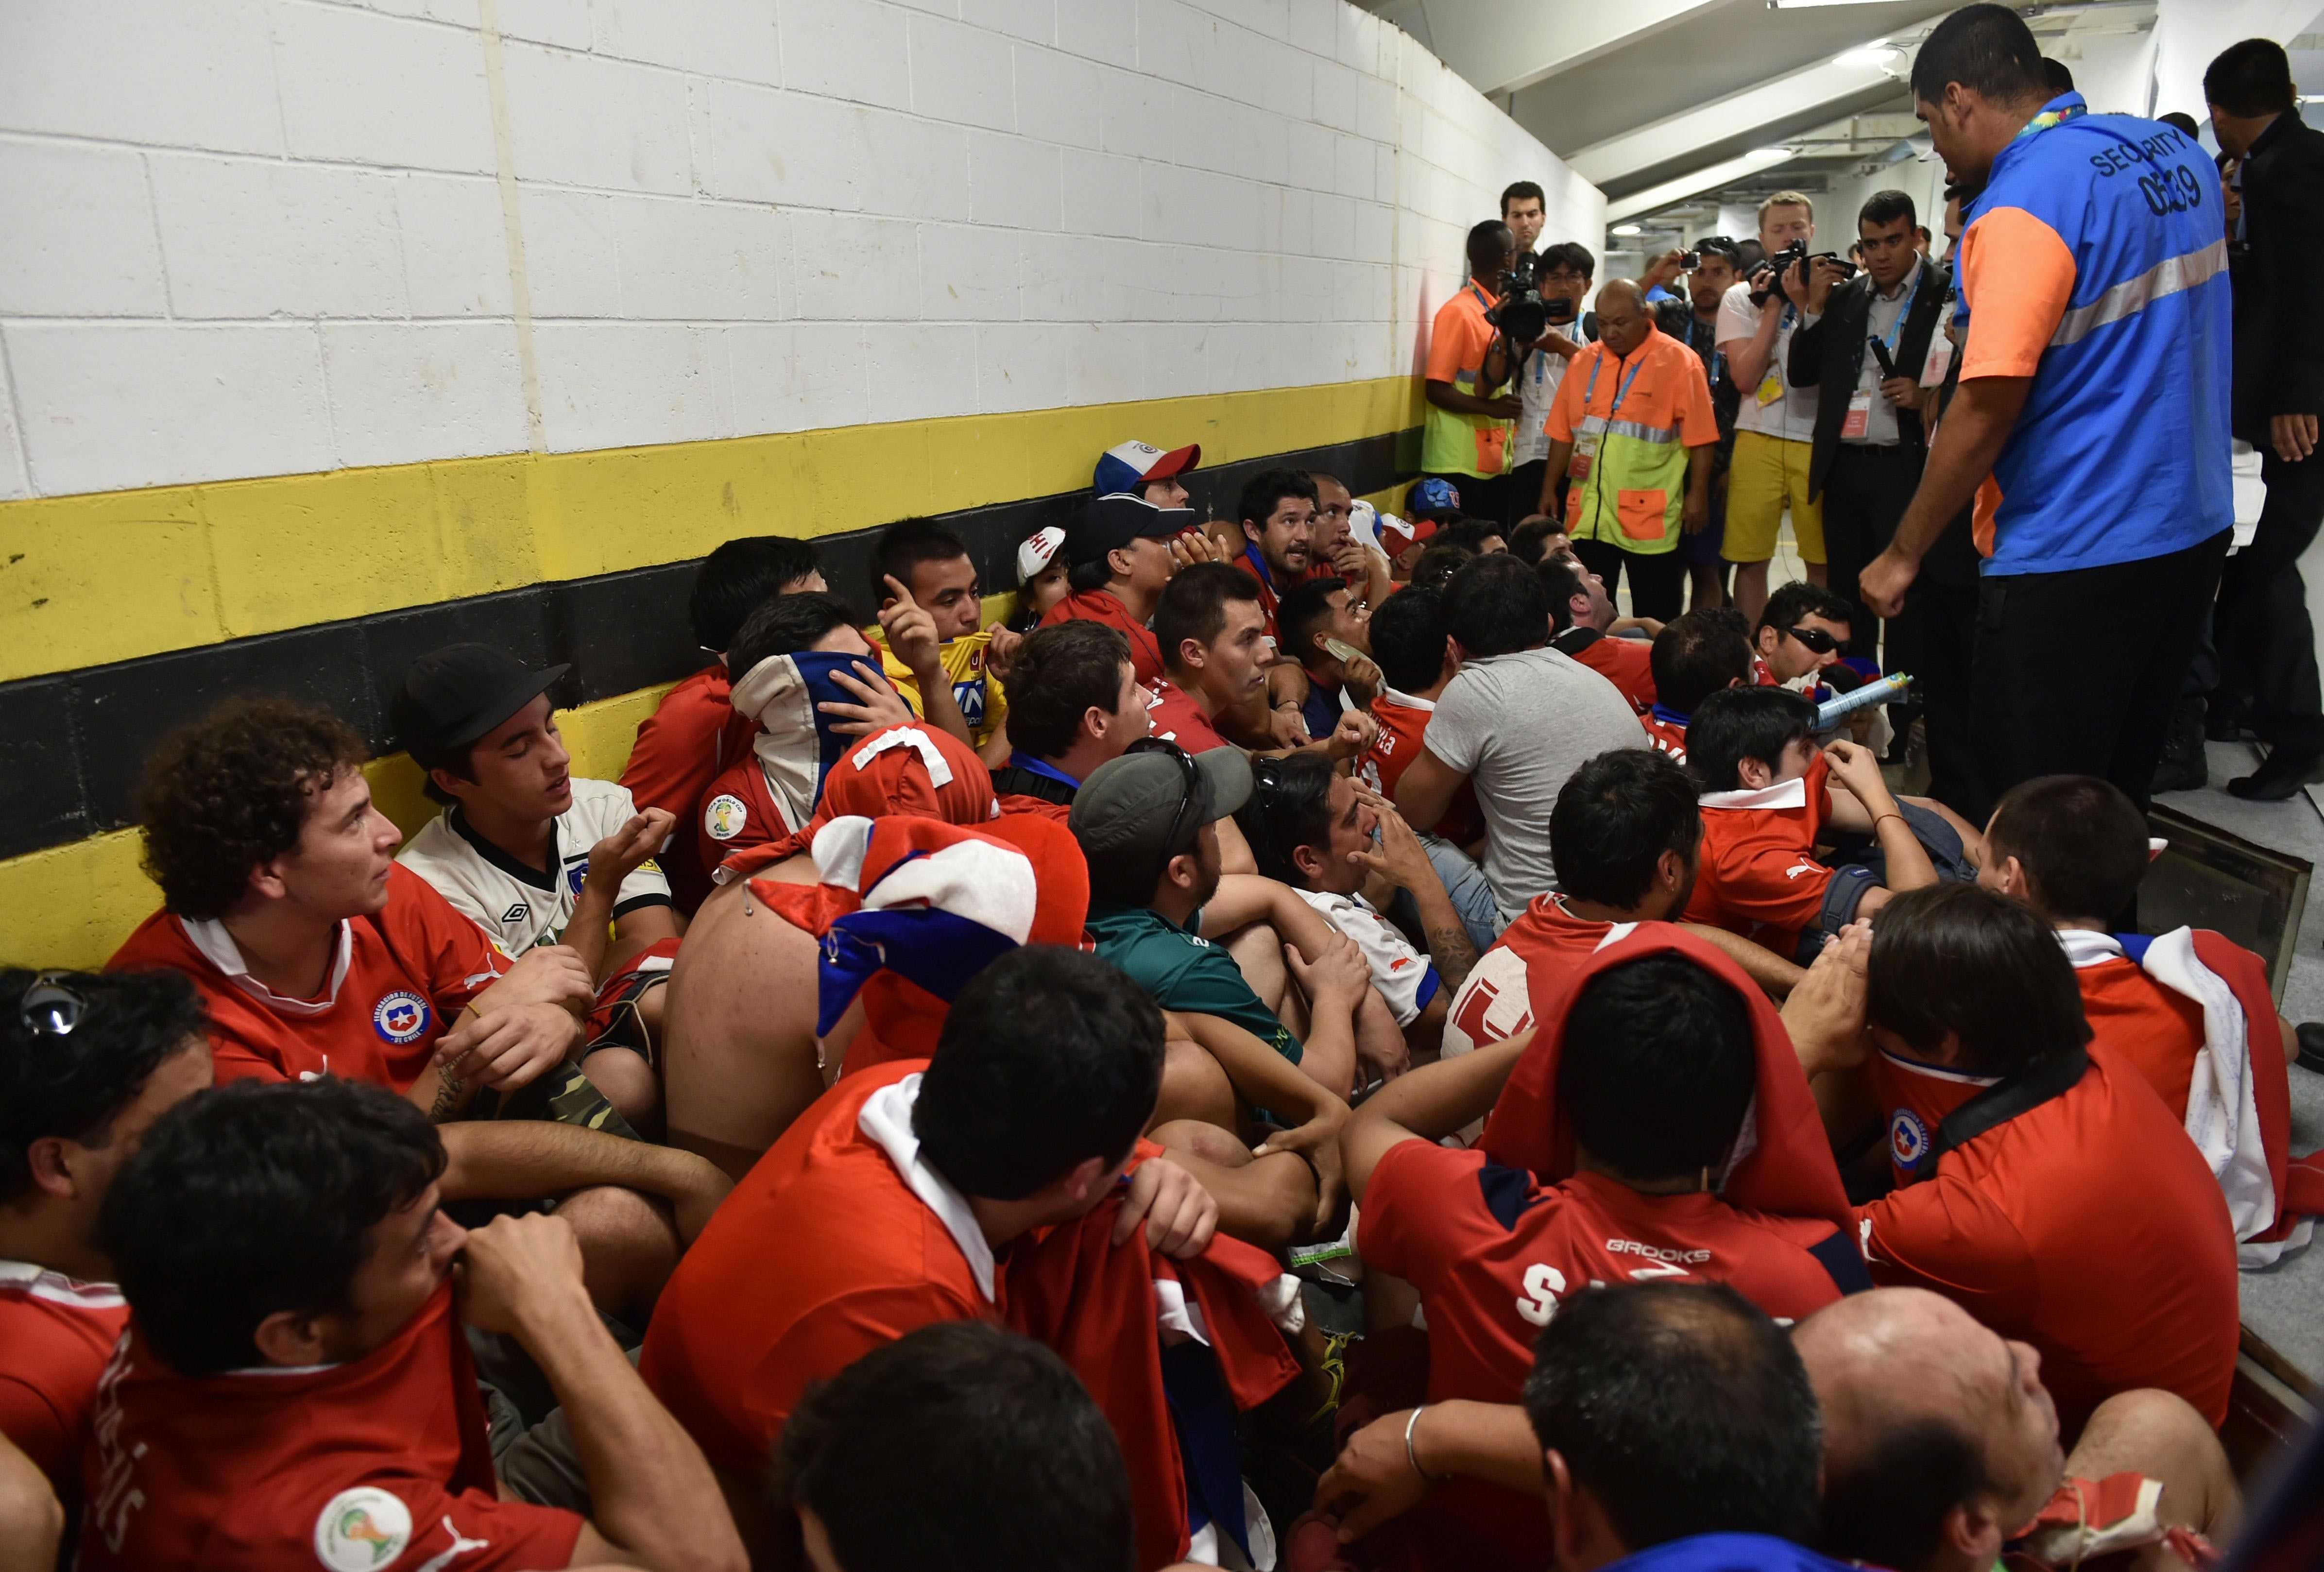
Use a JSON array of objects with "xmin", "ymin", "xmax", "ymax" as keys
[{"xmin": 1083, "ymin": 900, "xmax": 1303, "ymax": 1065}]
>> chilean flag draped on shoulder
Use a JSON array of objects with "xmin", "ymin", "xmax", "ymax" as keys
[
  {"xmin": 747, "ymin": 814, "xmax": 1090, "ymax": 1073},
  {"xmin": 2067, "ymin": 926, "xmax": 2321, "ymax": 1267},
  {"xmin": 1481, "ymin": 923, "xmax": 1853, "ymax": 1233}
]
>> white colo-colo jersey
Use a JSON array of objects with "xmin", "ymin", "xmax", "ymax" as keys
[{"xmin": 398, "ymin": 778, "xmax": 672, "ymax": 955}]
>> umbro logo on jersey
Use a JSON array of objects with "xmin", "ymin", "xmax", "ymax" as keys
[{"xmin": 502, "ymin": 902, "xmax": 531, "ymax": 924}]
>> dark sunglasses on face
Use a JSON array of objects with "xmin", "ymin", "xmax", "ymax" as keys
[{"xmin": 1784, "ymin": 624, "xmax": 1840, "ymax": 655}]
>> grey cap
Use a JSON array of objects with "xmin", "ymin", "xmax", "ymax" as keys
[{"xmin": 1069, "ymin": 744, "xmax": 1252, "ymax": 873}]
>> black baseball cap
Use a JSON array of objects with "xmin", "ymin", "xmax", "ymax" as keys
[
  {"xmin": 392, "ymin": 643, "xmax": 570, "ymax": 772},
  {"xmin": 1069, "ymin": 742, "xmax": 1251, "ymax": 874},
  {"xmin": 1064, "ymin": 493, "xmax": 1198, "ymax": 569}
]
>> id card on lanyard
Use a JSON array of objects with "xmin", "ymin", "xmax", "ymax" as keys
[
  {"xmin": 1572, "ymin": 350, "xmax": 1645, "ymax": 482},
  {"xmin": 1845, "ymin": 267, "xmax": 1924, "ymax": 440}
]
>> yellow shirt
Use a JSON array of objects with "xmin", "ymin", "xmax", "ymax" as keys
[{"xmin": 872, "ymin": 627, "xmax": 1008, "ymax": 749}]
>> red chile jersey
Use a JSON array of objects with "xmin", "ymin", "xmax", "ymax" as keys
[
  {"xmin": 1041, "ymin": 589, "xmax": 1167, "ymax": 689},
  {"xmin": 0, "ymin": 1264, "xmax": 126, "ymax": 1503},
  {"xmin": 106, "ymin": 866, "xmax": 509, "ymax": 1093},
  {"xmin": 78, "ymin": 1282, "xmax": 581, "ymax": 1572},
  {"xmin": 1359, "ymin": 1145, "xmax": 1865, "ymax": 1572},
  {"xmin": 1640, "ymin": 708, "xmax": 1690, "ymax": 765},
  {"xmin": 1683, "ymin": 752, "xmax": 1837, "ymax": 959},
  {"xmin": 1440, "ymin": 898, "xmax": 1629, "ymax": 1055},
  {"xmin": 621, "ymin": 662, "xmax": 757, "ymax": 910},
  {"xmin": 1147, "ymin": 678, "xmax": 1233, "ymax": 754},
  {"xmin": 1363, "ymin": 688, "xmax": 1483, "ymax": 846}
]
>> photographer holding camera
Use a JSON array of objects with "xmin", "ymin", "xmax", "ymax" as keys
[
  {"xmin": 1785, "ymin": 190, "xmax": 1952, "ymax": 664},
  {"xmin": 1507, "ymin": 236, "xmax": 1598, "ymax": 527},
  {"xmin": 1716, "ymin": 192, "xmax": 1834, "ymax": 622},
  {"xmin": 1422, "ymin": 219, "xmax": 1524, "ymax": 526}
]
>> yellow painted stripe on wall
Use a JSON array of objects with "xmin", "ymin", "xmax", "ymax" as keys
[
  {"xmin": 0, "ymin": 376, "xmax": 1424, "ymax": 684},
  {"xmin": 1, "ymin": 684, "xmax": 675, "ymax": 973}
]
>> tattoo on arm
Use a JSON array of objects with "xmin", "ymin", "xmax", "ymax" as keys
[
  {"xmin": 429, "ymin": 1072, "xmax": 464, "ymax": 1123},
  {"xmin": 1427, "ymin": 923, "xmax": 1479, "ymax": 992}
]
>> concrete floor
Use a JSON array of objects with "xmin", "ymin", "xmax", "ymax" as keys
[{"xmin": 2153, "ymin": 741, "xmax": 2324, "ymax": 1388}]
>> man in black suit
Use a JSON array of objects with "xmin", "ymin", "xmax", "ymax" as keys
[
  {"xmin": 1786, "ymin": 190, "xmax": 1953, "ymax": 662},
  {"xmin": 2207, "ymin": 40, "xmax": 2324, "ymax": 800}
]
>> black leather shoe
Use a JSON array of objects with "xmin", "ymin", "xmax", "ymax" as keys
[
  {"xmin": 2149, "ymin": 696, "xmax": 2208, "ymax": 793},
  {"xmin": 2296, "ymin": 1022, "xmax": 2324, "ymax": 1075},
  {"xmin": 2226, "ymin": 750, "xmax": 2324, "ymax": 801}
]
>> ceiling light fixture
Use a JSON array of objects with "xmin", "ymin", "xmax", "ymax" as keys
[
  {"xmin": 1611, "ymin": 223, "xmax": 1643, "ymax": 236},
  {"xmin": 1835, "ymin": 45, "xmax": 1900, "ymax": 66},
  {"xmin": 1769, "ymin": 0, "xmax": 1900, "ymax": 8}
]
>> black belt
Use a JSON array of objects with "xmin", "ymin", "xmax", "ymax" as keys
[{"xmin": 1929, "ymin": 1043, "xmax": 2089, "ymax": 1163}]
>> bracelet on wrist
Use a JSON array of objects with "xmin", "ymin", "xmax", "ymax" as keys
[{"xmin": 1404, "ymin": 1405, "xmax": 1446, "ymax": 1485}]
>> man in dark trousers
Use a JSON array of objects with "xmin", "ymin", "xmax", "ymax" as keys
[
  {"xmin": 1788, "ymin": 190, "xmax": 1953, "ymax": 662},
  {"xmin": 1860, "ymin": 5, "xmax": 2232, "ymax": 820},
  {"xmin": 2207, "ymin": 39, "xmax": 2324, "ymax": 801}
]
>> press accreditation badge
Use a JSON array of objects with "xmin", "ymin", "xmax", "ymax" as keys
[
  {"xmin": 1756, "ymin": 370, "xmax": 1784, "ymax": 408},
  {"xmin": 1842, "ymin": 389, "xmax": 1873, "ymax": 441}
]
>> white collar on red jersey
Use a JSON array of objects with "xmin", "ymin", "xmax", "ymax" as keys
[
  {"xmin": 0, "ymin": 1259, "xmax": 123, "ymax": 1309},
  {"xmin": 856, "ymin": 1073, "xmax": 997, "ymax": 1303},
  {"xmin": 2055, "ymin": 927, "xmax": 2126, "ymax": 969},
  {"xmin": 1699, "ymin": 776, "xmax": 1809, "ymax": 811},
  {"xmin": 178, "ymin": 916, "xmax": 354, "ymax": 1017},
  {"xmin": 1375, "ymin": 683, "xmax": 1438, "ymax": 713}
]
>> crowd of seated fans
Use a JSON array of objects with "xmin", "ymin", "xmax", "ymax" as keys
[{"xmin": 2, "ymin": 423, "xmax": 2319, "ymax": 1572}]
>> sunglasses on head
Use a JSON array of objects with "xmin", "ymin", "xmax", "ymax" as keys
[
  {"xmin": 1783, "ymin": 624, "xmax": 1840, "ymax": 654},
  {"xmin": 1126, "ymin": 737, "xmax": 1202, "ymax": 876},
  {"xmin": 19, "ymin": 973, "xmax": 86, "ymax": 1039}
]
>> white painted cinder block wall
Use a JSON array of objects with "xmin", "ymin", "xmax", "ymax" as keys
[{"xmin": 0, "ymin": 0, "xmax": 1603, "ymax": 502}]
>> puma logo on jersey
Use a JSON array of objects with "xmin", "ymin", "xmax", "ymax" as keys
[{"xmin": 1784, "ymin": 860, "xmax": 1821, "ymax": 880}]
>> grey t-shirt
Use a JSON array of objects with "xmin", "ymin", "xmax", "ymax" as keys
[{"xmin": 1422, "ymin": 646, "xmax": 1647, "ymax": 922}]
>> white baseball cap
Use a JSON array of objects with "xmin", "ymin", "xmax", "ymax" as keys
[{"xmin": 1017, "ymin": 525, "xmax": 1067, "ymax": 584}]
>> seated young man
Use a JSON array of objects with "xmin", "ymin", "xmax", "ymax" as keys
[
  {"xmin": 109, "ymin": 698, "xmax": 731, "ymax": 1322},
  {"xmin": 1752, "ymin": 580, "xmax": 1854, "ymax": 687},
  {"xmin": 1391, "ymin": 555, "xmax": 1647, "ymax": 926},
  {"xmin": 623, "ymin": 534, "xmax": 823, "ymax": 910},
  {"xmin": 642, "ymin": 947, "xmax": 1220, "ymax": 1505},
  {"xmin": 692, "ymin": 590, "xmax": 937, "ymax": 870},
  {"xmin": 1342, "ymin": 948, "xmax": 1866, "ymax": 1569},
  {"xmin": 85, "ymin": 1078, "xmax": 744, "ymax": 1572},
  {"xmin": 1230, "ymin": 468, "xmax": 1323, "ymax": 641},
  {"xmin": 1682, "ymin": 685, "xmax": 1937, "ymax": 963},
  {"xmin": 1540, "ymin": 556, "xmax": 1656, "ymax": 712},
  {"xmin": 1233, "ymin": 752, "xmax": 1477, "ymax": 1063},
  {"xmin": 864, "ymin": 516, "xmax": 1012, "ymax": 762},
  {"xmin": 1982, "ymin": 773, "xmax": 2315, "ymax": 1262},
  {"xmin": 0, "ymin": 970, "xmax": 211, "ymax": 1514},
  {"xmin": 987, "ymin": 621, "xmax": 1151, "ymax": 820},
  {"xmin": 772, "ymin": 1322, "xmax": 1141, "ymax": 1572},
  {"xmin": 1072, "ymin": 745, "xmax": 1406, "ymax": 1098},
  {"xmin": 1801, "ymin": 1288, "xmax": 2240, "ymax": 1572},
  {"xmin": 1783, "ymin": 885, "xmax": 2242, "ymax": 1436},
  {"xmin": 1041, "ymin": 491, "xmax": 1199, "ymax": 689},
  {"xmin": 1443, "ymin": 750, "xmax": 1804, "ymax": 1056},
  {"xmin": 1277, "ymin": 574, "xmax": 1380, "ymax": 742},
  {"xmin": 1359, "ymin": 585, "xmax": 1499, "ymax": 952},
  {"xmin": 1306, "ymin": 468, "xmax": 1395, "ymax": 609},
  {"xmin": 1640, "ymin": 606, "xmax": 1755, "ymax": 763},
  {"xmin": 1151, "ymin": 562, "xmax": 1375, "ymax": 761},
  {"xmin": 393, "ymin": 642, "xmax": 679, "ymax": 1130}
]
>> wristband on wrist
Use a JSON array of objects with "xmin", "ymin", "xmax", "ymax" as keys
[
  {"xmin": 1874, "ymin": 812, "xmax": 1904, "ymax": 833},
  {"xmin": 1405, "ymin": 1405, "xmax": 1446, "ymax": 1484}
]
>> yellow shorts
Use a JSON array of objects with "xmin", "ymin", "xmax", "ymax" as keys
[{"xmin": 1724, "ymin": 429, "xmax": 1825, "ymax": 564}]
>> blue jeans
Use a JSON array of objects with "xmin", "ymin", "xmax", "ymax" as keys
[{"xmin": 1419, "ymin": 833, "xmax": 1504, "ymax": 952}]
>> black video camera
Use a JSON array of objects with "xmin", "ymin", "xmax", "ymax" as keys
[
  {"xmin": 1748, "ymin": 239, "xmax": 1858, "ymax": 306},
  {"xmin": 1486, "ymin": 250, "xmax": 1552, "ymax": 348}
]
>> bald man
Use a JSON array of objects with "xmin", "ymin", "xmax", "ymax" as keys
[
  {"xmin": 1538, "ymin": 278, "xmax": 1719, "ymax": 622},
  {"xmin": 1795, "ymin": 1288, "xmax": 2237, "ymax": 1572}
]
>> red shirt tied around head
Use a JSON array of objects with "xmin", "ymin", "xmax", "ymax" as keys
[
  {"xmin": 1683, "ymin": 750, "xmax": 1838, "ymax": 962},
  {"xmin": 1147, "ymin": 678, "xmax": 1232, "ymax": 755},
  {"xmin": 640, "ymin": 1061, "xmax": 998, "ymax": 1479},
  {"xmin": 1369, "ymin": 925, "xmax": 1863, "ymax": 1572},
  {"xmin": 106, "ymin": 864, "xmax": 509, "ymax": 1092},
  {"xmin": 1042, "ymin": 589, "xmax": 1167, "ymax": 689},
  {"xmin": 0, "ymin": 1264, "xmax": 126, "ymax": 1504},
  {"xmin": 78, "ymin": 1282, "xmax": 581, "ymax": 1572},
  {"xmin": 1861, "ymin": 1038, "xmax": 2240, "ymax": 1435},
  {"xmin": 621, "ymin": 662, "xmax": 757, "ymax": 910}
]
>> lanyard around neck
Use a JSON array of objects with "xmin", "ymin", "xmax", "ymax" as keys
[{"xmin": 1582, "ymin": 347, "xmax": 1647, "ymax": 419}]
